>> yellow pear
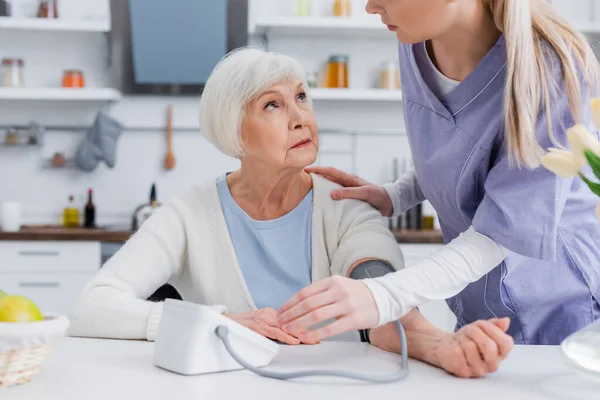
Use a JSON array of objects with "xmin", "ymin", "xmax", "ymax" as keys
[{"xmin": 0, "ymin": 295, "xmax": 44, "ymax": 322}]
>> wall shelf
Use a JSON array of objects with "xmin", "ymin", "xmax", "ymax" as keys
[
  {"xmin": 255, "ymin": 17, "xmax": 395, "ymax": 39},
  {"xmin": 575, "ymin": 22, "xmax": 600, "ymax": 34},
  {"xmin": 310, "ymin": 88, "xmax": 402, "ymax": 102},
  {"xmin": 0, "ymin": 17, "xmax": 110, "ymax": 32},
  {"xmin": 0, "ymin": 88, "xmax": 122, "ymax": 102}
]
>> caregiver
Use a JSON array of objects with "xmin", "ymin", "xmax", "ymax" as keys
[{"xmin": 278, "ymin": 0, "xmax": 600, "ymax": 346}]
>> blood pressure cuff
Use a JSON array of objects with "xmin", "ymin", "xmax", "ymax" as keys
[{"xmin": 349, "ymin": 260, "xmax": 395, "ymax": 343}]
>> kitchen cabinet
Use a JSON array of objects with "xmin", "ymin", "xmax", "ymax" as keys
[
  {"xmin": 399, "ymin": 244, "xmax": 457, "ymax": 332},
  {"xmin": 0, "ymin": 241, "xmax": 100, "ymax": 315}
]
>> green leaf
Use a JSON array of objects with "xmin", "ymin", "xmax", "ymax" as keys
[
  {"xmin": 579, "ymin": 173, "xmax": 600, "ymax": 197},
  {"xmin": 584, "ymin": 150, "xmax": 600, "ymax": 181}
]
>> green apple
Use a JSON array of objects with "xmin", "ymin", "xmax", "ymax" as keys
[
  {"xmin": 0, "ymin": 289, "xmax": 6, "ymax": 299},
  {"xmin": 0, "ymin": 295, "xmax": 44, "ymax": 322}
]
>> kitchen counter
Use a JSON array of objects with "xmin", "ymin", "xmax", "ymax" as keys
[
  {"xmin": 0, "ymin": 226, "xmax": 132, "ymax": 243},
  {"xmin": 0, "ymin": 227, "xmax": 444, "ymax": 245},
  {"xmin": 4, "ymin": 338, "xmax": 597, "ymax": 400}
]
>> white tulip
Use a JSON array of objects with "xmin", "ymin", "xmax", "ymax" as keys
[
  {"xmin": 540, "ymin": 149, "xmax": 581, "ymax": 178},
  {"xmin": 566, "ymin": 125, "xmax": 600, "ymax": 166},
  {"xmin": 591, "ymin": 99, "xmax": 600, "ymax": 131}
]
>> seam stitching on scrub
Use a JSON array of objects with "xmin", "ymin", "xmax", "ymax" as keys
[
  {"xmin": 498, "ymin": 261, "xmax": 517, "ymax": 315},
  {"xmin": 451, "ymin": 63, "xmax": 507, "ymax": 117},
  {"xmin": 483, "ymin": 274, "xmax": 499, "ymax": 319},
  {"xmin": 558, "ymin": 230, "xmax": 597, "ymax": 322},
  {"xmin": 455, "ymin": 145, "xmax": 479, "ymax": 229},
  {"xmin": 404, "ymin": 99, "xmax": 455, "ymax": 125}
]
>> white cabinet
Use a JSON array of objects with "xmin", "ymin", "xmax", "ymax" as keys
[
  {"xmin": 399, "ymin": 244, "xmax": 457, "ymax": 332},
  {"xmin": 0, "ymin": 241, "xmax": 100, "ymax": 315},
  {"xmin": 1, "ymin": 274, "xmax": 95, "ymax": 315}
]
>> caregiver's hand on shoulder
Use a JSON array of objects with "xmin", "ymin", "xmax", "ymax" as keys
[
  {"xmin": 277, "ymin": 275, "xmax": 379, "ymax": 342},
  {"xmin": 433, "ymin": 318, "xmax": 514, "ymax": 378},
  {"xmin": 305, "ymin": 166, "xmax": 394, "ymax": 217},
  {"xmin": 226, "ymin": 308, "xmax": 317, "ymax": 346}
]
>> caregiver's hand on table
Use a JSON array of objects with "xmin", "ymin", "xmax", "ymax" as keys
[
  {"xmin": 277, "ymin": 275, "xmax": 379, "ymax": 342},
  {"xmin": 305, "ymin": 166, "xmax": 393, "ymax": 217},
  {"xmin": 226, "ymin": 308, "xmax": 319, "ymax": 345}
]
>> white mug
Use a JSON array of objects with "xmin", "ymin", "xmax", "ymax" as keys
[{"xmin": 1, "ymin": 202, "xmax": 23, "ymax": 232}]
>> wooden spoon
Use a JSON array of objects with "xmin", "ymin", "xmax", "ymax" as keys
[{"xmin": 164, "ymin": 105, "xmax": 176, "ymax": 170}]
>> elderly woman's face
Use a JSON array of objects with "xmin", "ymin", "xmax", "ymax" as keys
[{"xmin": 242, "ymin": 79, "xmax": 318, "ymax": 169}]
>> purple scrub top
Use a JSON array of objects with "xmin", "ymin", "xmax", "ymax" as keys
[{"xmin": 399, "ymin": 35, "xmax": 600, "ymax": 344}]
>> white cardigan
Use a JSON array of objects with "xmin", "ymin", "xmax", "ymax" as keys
[{"xmin": 68, "ymin": 174, "xmax": 405, "ymax": 341}]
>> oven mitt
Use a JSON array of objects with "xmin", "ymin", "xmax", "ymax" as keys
[
  {"xmin": 75, "ymin": 127, "xmax": 103, "ymax": 172},
  {"xmin": 74, "ymin": 112, "xmax": 123, "ymax": 171},
  {"xmin": 93, "ymin": 112, "xmax": 124, "ymax": 169}
]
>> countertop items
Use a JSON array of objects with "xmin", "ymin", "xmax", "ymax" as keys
[
  {"xmin": 164, "ymin": 106, "xmax": 175, "ymax": 170},
  {"xmin": 5, "ymin": 338, "xmax": 598, "ymax": 400},
  {"xmin": 1, "ymin": 58, "xmax": 24, "ymax": 88},
  {"xmin": 392, "ymin": 229, "xmax": 444, "ymax": 244}
]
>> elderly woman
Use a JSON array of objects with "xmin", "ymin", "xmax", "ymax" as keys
[{"xmin": 68, "ymin": 48, "xmax": 513, "ymax": 378}]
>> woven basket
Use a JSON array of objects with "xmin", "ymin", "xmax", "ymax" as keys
[{"xmin": 0, "ymin": 315, "xmax": 69, "ymax": 389}]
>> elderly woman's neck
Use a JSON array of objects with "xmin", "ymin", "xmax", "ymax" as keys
[{"xmin": 226, "ymin": 167, "xmax": 313, "ymax": 220}]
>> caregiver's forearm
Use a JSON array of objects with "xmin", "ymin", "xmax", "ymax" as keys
[
  {"xmin": 363, "ymin": 227, "xmax": 509, "ymax": 325},
  {"xmin": 382, "ymin": 167, "xmax": 426, "ymax": 217},
  {"xmin": 369, "ymin": 309, "xmax": 446, "ymax": 367}
]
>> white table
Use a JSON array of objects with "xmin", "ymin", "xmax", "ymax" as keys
[{"xmin": 3, "ymin": 338, "xmax": 599, "ymax": 400}]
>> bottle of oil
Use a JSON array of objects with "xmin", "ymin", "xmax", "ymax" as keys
[{"xmin": 63, "ymin": 195, "xmax": 80, "ymax": 228}]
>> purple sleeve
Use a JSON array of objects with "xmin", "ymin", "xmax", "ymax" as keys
[{"xmin": 472, "ymin": 77, "xmax": 595, "ymax": 261}]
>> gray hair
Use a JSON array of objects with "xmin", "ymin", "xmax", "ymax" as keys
[{"xmin": 199, "ymin": 47, "xmax": 311, "ymax": 158}]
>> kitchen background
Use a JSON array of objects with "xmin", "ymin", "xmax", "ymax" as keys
[{"xmin": 1, "ymin": 0, "xmax": 599, "ymax": 331}]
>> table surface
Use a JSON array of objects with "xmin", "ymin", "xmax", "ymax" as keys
[{"xmin": 3, "ymin": 338, "xmax": 599, "ymax": 400}]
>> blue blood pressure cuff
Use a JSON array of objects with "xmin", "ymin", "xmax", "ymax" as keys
[{"xmin": 349, "ymin": 260, "xmax": 395, "ymax": 343}]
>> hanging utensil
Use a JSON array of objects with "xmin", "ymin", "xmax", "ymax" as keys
[{"xmin": 164, "ymin": 105, "xmax": 176, "ymax": 170}]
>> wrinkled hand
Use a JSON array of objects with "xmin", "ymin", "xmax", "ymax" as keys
[
  {"xmin": 434, "ymin": 318, "xmax": 514, "ymax": 378},
  {"xmin": 226, "ymin": 308, "xmax": 319, "ymax": 345},
  {"xmin": 305, "ymin": 166, "xmax": 394, "ymax": 217},
  {"xmin": 278, "ymin": 275, "xmax": 379, "ymax": 342}
]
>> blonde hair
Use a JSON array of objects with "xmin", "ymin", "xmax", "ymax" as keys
[
  {"xmin": 199, "ymin": 47, "xmax": 310, "ymax": 158},
  {"xmin": 483, "ymin": 0, "xmax": 600, "ymax": 168}
]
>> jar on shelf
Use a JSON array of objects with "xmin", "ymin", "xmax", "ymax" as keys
[
  {"xmin": 4, "ymin": 128, "xmax": 19, "ymax": 145},
  {"xmin": 37, "ymin": 0, "xmax": 58, "ymax": 18},
  {"xmin": 2, "ymin": 58, "xmax": 25, "ymax": 88},
  {"xmin": 306, "ymin": 71, "xmax": 318, "ymax": 88},
  {"xmin": 326, "ymin": 55, "xmax": 349, "ymax": 89},
  {"xmin": 332, "ymin": 0, "xmax": 351, "ymax": 17},
  {"xmin": 62, "ymin": 70, "xmax": 85, "ymax": 88},
  {"xmin": 294, "ymin": 0, "xmax": 311, "ymax": 16},
  {"xmin": 379, "ymin": 61, "xmax": 400, "ymax": 90}
]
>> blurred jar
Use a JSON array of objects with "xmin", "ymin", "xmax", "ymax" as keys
[
  {"xmin": 2, "ymin": 58, "xmax": 24, "ymax": 88},
  {"xmin": 62, "ymin": 70, "xmax": 85, "ymax": 88},
  {"xmin": 379, "ymin": 61, "xmax": 400, "ymax": 90},
  {"xmin": 326, "ymin": 55, "xmax": 349, "ymax": 88},
  {"xmin": 332, "ymin": 0, "xmax": 351, "ymax": 17},
  {"xmin": 306, "ymin": 71, "xmax": 318, "ymax": 88},
  {"xmin": 37, "ymin": 0, "xmax": 58, "ymax": 18},
  {"xmin": 294, "ymin": 0, "xmax": 311, "ymax": 16}
]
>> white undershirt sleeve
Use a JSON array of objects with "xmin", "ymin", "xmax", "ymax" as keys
[
  {"xmin": 382, "ymin": 167, "xmax": 427, "ymax": 217},
  {"xmin": 362, "ymin": 227, "xmax": 510, "ymax": 326}
]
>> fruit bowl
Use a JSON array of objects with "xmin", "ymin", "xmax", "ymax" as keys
[{"xmin": 0, "ymin": 314, "xmax": 70, "ymax": 389}]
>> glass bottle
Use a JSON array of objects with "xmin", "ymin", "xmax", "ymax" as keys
[
  {"xmin": 294, "ymin": 0, "xmax": 311, "ymax": 16},
  {"xmin": 63, "ymin": 195, "xmax": 80, "ymax": 228}
]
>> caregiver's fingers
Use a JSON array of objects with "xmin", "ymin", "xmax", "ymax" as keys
[
  {"xmin": 477, "ymin": 319, "xmax": 514, "ymax": 359},
  {"xmin": 278, "ymin": 290, "xmax": 337, "ymax": 328},
  {"xmin": 461, "ymin": 324, "xmax": 499, "ymax": 364},
  {"xmin": 282, "ymin": 303, "xmax": 345, "ymax": 336},
  {"xmin": 304, "ymin": 166, "xmax": 367, "ymax": 188},
  {"xmin": 331, "ymin": 186, "xmax": 373, "ymax": 202},
  {"xmin": 457, "ymin": 335, "xmax": 488, "ymax": 378},
  {"xmin": 300, "ymin": 317, "xmax": 357, "ymax": 343},
  {"xmin": 278, "ymin": 278, "xmax": 333, "ymax": 318}
]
